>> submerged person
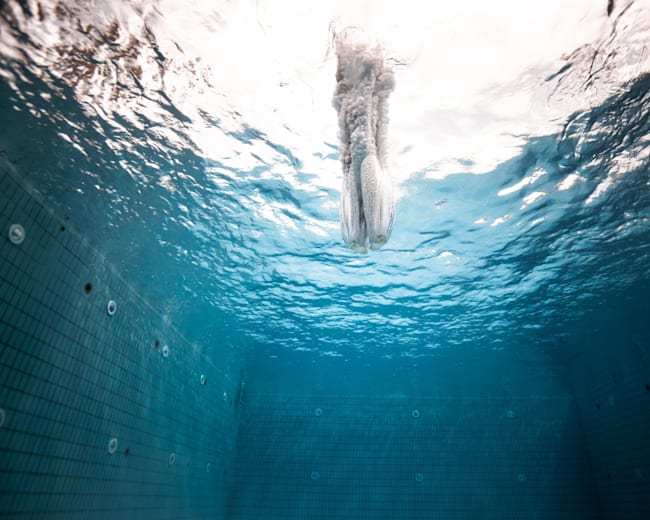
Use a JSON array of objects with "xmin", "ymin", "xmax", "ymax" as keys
[{"xmin": 332, "ymin": 34, "xmax": 396, "ymax": 254}]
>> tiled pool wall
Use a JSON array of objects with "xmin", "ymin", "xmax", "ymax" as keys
[
  {"xmin": 230, "ymin": 339, "xmax": 605, "ymax": 517},
  {"xmin": 0, "ymin": 166, "xmax": 240, "ymax": 519},
  {"xmin": 565, "ymin": 287, "xmax": 650, "ymax": 520},
  {"xmin": 227, "ymin": 394, "xmax": 600, "ymax": 520}
]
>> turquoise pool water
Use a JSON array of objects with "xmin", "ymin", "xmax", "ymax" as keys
[{"xmin": 1, "ymin": 1, "xmax": 649, "ymax": 518}]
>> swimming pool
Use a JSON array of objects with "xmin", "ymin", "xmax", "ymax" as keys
[{"xmin": 1, "ymin": 1, "xmax": 649, "ymax": 518}]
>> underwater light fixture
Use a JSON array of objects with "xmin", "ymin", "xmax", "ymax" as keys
[
  {"xmin": 333, "ymin": 31, "xmax": 395, "ymax": 254},
  {"xmin": 107, "ymin": 438, "xmax": 118, "ymax": 455},
  {"xmin": 8, "ymin": 223, "xmax": 25, "ymax": 245}
]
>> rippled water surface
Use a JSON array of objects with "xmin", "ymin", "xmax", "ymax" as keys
[{"xmin": 1, "ymin": 0, "xmax": 649, "ymax": 362}]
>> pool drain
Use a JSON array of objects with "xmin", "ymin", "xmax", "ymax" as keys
[
  {"xmin": 314, "ymin": 408, "xmax": 323, "ymax": 417},
  {"xmin": 311, "ymin": 471, "xmax": 319, "ymax": 481},
  {"xmin": 8, "ymin": 224, "xmax": 25, "ymax": 245},
  {"xmin": 415, "ymin": 473, "xmax": 424, "ymax": 482},
  {"xmin": 0, "ymin": 408, "xmax": 5, "ymax": 428},
  {"xmin": 412, "ymin": 409, "xmax": 420, "ymax": 418},
  {"xmin": 169, "ymin": 452, "xmax": 176, "ymax": 465},
  {"xmin": 106, "ymin": 300, "xmax": 117, "ymax": 316},
  {"xmin": 162, "ymin": 345, "xmax": 170, "ymax": 358}
]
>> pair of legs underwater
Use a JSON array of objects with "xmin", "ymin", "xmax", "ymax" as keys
[{"xmin": 333, "ymin": 36, "xmax": 395, "ymax": 254}]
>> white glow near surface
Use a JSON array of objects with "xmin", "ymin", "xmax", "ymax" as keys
[
  {"xmin": 498, "ymin": 169, "xmax": 547, "ymax": 197},
  {"xmin": 110, "ymin": 0, "xmax": 618, "ymax": 191},
  {"xmin": 521, "ymin": 191, "xmax": 547, "ymax": 209},
  {"xmin": 556, "ymin": 173, "xmax": 584, "ymax": 191},
  {"xmin": 2, "ymin": 0, "xmax": 648, "ymax": 212}
]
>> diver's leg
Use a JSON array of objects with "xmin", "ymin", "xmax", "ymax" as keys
[
  {"xmin": 340, "ymin": 171, "xmax": 368, "ymax": 254},
  {"xmin": 360, "ymin": 152, "xmax": 393, "ymax": 250}
]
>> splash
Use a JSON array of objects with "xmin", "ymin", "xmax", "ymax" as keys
[{"xmin": 332, "ymin": 33, "xmax": 395, "ymax": 254}]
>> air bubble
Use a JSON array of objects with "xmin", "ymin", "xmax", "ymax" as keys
[
  {"xmin": 0, "ymin": 408, "xmax": 5, "ymax": 428},
  {"xmin": 106, "ymin": 300, "xmax": 117, "ymax": 316},
  {"xmin": 8, "ymin": 224, "xmax": 25, "ymax": 245},
  {"xmin": 200, "ymin": 374, "xmax": 206, "ymax": 385},
  {"xmin": 107, "ymin": 438, "xmax": 118, "ymax": 454},
  {"xmin": 206, "ymin": 463, "xmax": 211, "ymax": 473},
  {"xmin": 506, "ymin": 410, "xmax": 515, "ymax": 419},
  {"xmin": 223, "ymin": 392, "xmax": 228, "ymax": 402},
  {"xmin": 517, "ymin": 473, "xmax": 527, "ymax": 483}
]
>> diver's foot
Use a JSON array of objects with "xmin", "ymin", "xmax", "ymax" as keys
[
  {"xmin": 347, "ymin": 240, "xmax": 368, "ymax": 254},
  {"xmin": 369, "ymin": 235, "xmax": 389, "ymax": 251}
]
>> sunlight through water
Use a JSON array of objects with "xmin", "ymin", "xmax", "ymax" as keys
[{"xmin": 0, "ymin": 0, "xmax": 649, "ymax": 358}]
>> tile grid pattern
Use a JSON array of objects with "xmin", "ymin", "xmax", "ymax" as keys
[
  {"xmin": 0, "ymin": 167, "xmax": 238, "ymax": 519},
  {"xmin": 565, "ymin": 286, "xmax": 650, "ymax": 520},
  {"xmin": 228, "ymin": 394, "xmax": 601, "ymax": 520},
  {"xmin": 574, "ymin": 362, "xmax": 650, "ymax": 519}
]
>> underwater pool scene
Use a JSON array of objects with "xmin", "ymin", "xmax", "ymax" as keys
[{"xmin": 1, "ymin": 0, "xmax": 649, "ymax": 518}]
